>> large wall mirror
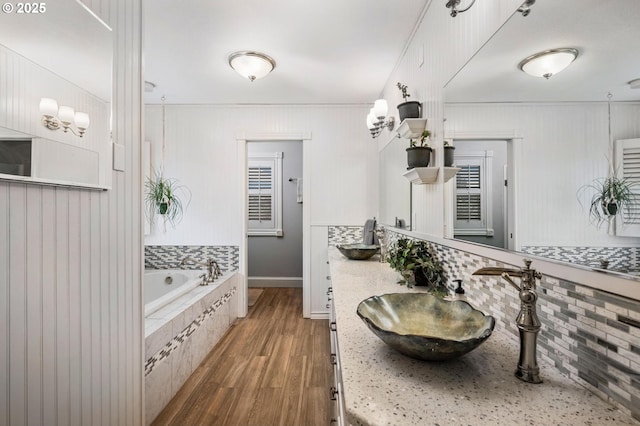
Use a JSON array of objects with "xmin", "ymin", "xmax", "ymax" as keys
[
  {"xmin": 379, "ymin": 135, "xmax": 411, "ymax": 229},
  {"xmin": 0, "ymin": 0, "xmax": 112, "ymax": 189},
  {"xmin": 443, "ymin": 0, "xmax": 640, "ymax": 277}
]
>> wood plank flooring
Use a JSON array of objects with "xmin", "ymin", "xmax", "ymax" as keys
[{"xmin": 151, "ymin": 288, "xmax": 332, "ymax": 426}]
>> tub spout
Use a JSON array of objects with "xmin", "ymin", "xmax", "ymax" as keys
[{"xmin": 473, "ymin": 259, "xmax": 543, "ymax": 384}]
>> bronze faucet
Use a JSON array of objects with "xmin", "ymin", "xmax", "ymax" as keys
[{"xmin": 473, "ymin": 259, "xmax": 543, "ymax": 384}]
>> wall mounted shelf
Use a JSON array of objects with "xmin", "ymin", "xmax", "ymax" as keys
[
  {"xmin": 397, "ymin": 118, "xmax": 428, "ymax": 139},
  {"xmin": 403, "ymin": 167, "xmax": 461, "ymax": 185}
]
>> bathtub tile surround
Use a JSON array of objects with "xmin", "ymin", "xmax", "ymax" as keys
[
  {"xmin": 145, "ymin": 273, "xmax": 239, "ymax": 424},
  {"xmin": 385, "ymin": 229, "xmax": 640, "ymax": 420},
  {"xmin": 145, "ymin": 245, "xmax": 239, "ymax": 272},
  {"xmin": 521, "ymin": 246, "xmax": 639, "ymax": 271},
  {"xmin": 328, "ymin": 226, "xmax": 364, "ymax": 245}
]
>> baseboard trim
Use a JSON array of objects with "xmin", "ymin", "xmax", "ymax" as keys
[
  {"xmin": 310, "ymin": 312, "xmax": 329, "ymax": 320},
  {"xmin": 249, "ymin": 277, "xmax": 303, "ymax": 288}
]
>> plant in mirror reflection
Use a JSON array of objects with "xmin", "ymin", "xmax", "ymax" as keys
[
  {"xmin": 577, "ymin": 174, "xmax": 638, "ymax": 229},
  {"xmin": 145, "ymin": 170, "xmax": 191, "ymax": 229}
]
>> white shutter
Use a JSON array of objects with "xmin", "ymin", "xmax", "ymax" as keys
[
  {"xmin": 454, "ymin": 152, "xmax": 494, "ymax": 236},
  {"xmin": 248, "ymin": 152, "xmax": 283, "ymax": 236},
  {"xmin": 615, "ymin": 138, "xmax": 640, "ymax": 236}
]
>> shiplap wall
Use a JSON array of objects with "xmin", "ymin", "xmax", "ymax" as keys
[
  {"xmin": 0, "ymin": 0, "xmax": 144, "ymax": 425},
  {"xmin": 444, "ymin": 102, "xmax": 640, "ymax": 247},
  {"xmin": 376, "ymin": 0, "xmax": 523, "ymax": 234},
  {"xmin": 144, "ymin": 104, "xmax": 378, "ymax": 245}
]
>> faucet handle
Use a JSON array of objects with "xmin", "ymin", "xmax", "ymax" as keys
[{"xmin": 523, "ymin": 258, "xmax": 532, "ymax": 269}]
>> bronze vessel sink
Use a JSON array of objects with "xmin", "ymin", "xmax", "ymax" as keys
[
  {"xmin": 357, "ymin": 293, "xmax": 495, "ymax": 361},
  {"xmin": 336, "ymin": 243, "xmax": 379, "ymax": 260}
]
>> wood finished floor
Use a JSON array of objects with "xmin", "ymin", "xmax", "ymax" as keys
[{"xmin": 151, "ymin": 287, "xmax": 332, "ymax": 426}]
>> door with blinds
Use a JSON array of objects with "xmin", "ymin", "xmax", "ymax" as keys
[{"xmin": 454, "ymin": 153, "xmax": 494, "ymax": 237}]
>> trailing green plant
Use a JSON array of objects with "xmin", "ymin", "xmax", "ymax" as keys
[
  {"xmin": 386, "ymin": 237, "xmax": 448, "ymax": 296},
  {"xmin": 396, "ymin": 82, "xmax": 410, "ymax": 102},
  {"xmin": 145, "ymin": 171, "xmax": 190, "ymax": 228},
  {"xmin": 577, "ymin": 174, "xmax": 638, "ymax": 228},
  {"xmin": 409, "ymin": 130, "xmax": 432, "ymax": 148}
]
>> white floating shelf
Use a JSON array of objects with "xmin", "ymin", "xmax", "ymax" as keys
[
  {"xmin": 403, "ymin": 167, "xmax": 439, "ymax": 184},
  {"xmin": 443, "ymin": 167, "xmax": 461, "ymax": 182},
  {"xmin": 403, "ymin": 167, "xmax": 461, "ymax": 185},
  {"xmin": 397, "ymin": 118, "xmax": 428, "ymax": 139}
]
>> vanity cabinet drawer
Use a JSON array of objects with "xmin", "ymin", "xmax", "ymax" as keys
[{"xmin": 328, "ymin": 296, "xmax": 345, "ymax": 426}]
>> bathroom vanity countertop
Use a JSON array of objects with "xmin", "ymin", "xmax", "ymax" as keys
[{"xmin": 328, "ymin": 247, "xmax": 638, "ymax": 426}]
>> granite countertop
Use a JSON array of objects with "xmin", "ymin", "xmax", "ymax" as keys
[{"xmin": 328, "ymin": 247, "xmax": 638, "ymax": 426}]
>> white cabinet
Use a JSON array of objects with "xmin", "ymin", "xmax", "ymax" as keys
[{"xmin": 310, "ymin": 226, "xmax": 330, "ymax": 318}]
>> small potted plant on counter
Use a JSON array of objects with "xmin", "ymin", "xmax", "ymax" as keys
[
  {"xmin": 386, "ymin": 237, "xmax": 448, "ymax": 296},
  {"xmin": 396, "ymin": 82, "xmax": 422, "ymax": 121},
  {"xmin": 407, "ymin": 129, "xmax": 432, "ymax": 169},
  {"xmin": 145, "ymin": 171, "xmax": 190, "ymax": 228}
]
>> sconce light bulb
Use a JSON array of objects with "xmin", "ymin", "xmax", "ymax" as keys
[
  {"xmin": 373, "ymin": 99, "xmax": 388, "ymax": 119},
  {"xmin": 75, "ymin": 112, "xmax": 90, "ymax": 130},
  {"xmin": 39, "ymin": 97, "xmax": 58, "ymax": 117},
  {"xmin": 58, "ymin": 106, "xmax": 75, "ymax": 127}
]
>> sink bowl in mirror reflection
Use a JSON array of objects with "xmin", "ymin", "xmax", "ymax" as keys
[
  {"xmin": 336, "ymin": 243, "xmax": 379, "ymax": 260},
  {"xmin": 357, "ymin": 293, "xmax": 495, "ymax": 361}
]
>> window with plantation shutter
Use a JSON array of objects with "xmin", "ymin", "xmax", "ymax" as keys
[
  {"xmin": 454, "ymin": 152, "xmax": 494, "ymax": 236},
  {"xmin": 615, "ymin": 138, "xmax": 640, "ymax": 236},
  {"xmin": 248, "ymin": 152, "xmax": 283, "ymax": 236}
]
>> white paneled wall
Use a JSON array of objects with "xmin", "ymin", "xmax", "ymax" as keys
[
  {"xmin": 444, "ymin": 102, "xmax": 640, "ymax": 247},
  {"xmin": 1, "ymin": 0, "xmax": 144, "ymax": 425},
  {"xmin": 376, "ymin": 0, "xmax": 523, "ymax": 235},
  {"xmin": 144, "ymin": 104, "xmax": 378, "ymax": 245}
]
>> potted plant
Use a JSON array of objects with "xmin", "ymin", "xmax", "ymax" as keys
[
  {"xmin": 577, "ymin": 174, "xmax": 638, "ymax": 228},
  {"xmin": 145, "ymin": 171, "xmax": 190, "ymax": 228},
  {"xmin": 443, "ymin": 140, "xmax": 456, "ymax": 167},
  {"xmin": 386, "ymin": 237, "xmax": 448, "ymax": 296},
  {"xmin": 407, "ymin": 129, "xmax": 432, "ymax": 168},
  {"xmin": 396, "ymin": 82, "xmax": 422, "ymax": 121}
]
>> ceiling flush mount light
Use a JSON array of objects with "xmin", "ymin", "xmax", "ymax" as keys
[
  {"xmin": 518, "ymin": 48, "xmax": 579, "ymax": 79},
  {"xmin": 628, "ymin": 78, "xmax": 640, "ymax": 89},
  {"xmin": 39, "ymin": 98, "xmax": 90, "ymax": 137},
  {"xmin": 445, "ymin": 0, "xmax": 476, "ymax": 17},
  {"xmin": 228, "ymin": 51, "xmax": 276, "ymax": 82},
  {"xmin": 366, "ymin": 99, "xmax": 395, "ymax": 139}
]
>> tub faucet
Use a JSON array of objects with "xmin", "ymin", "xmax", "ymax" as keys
[
  {"xmin": 180, "ymin": 256, "xmax": 221, "ymax": 285},
  {"xmin": 473, "ymin": 259, "xmax": 543, "ymax": 384}
]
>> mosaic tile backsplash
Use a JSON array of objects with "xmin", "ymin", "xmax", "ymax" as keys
[
  {"xmin": 145, "ymin": 245, "xmax": 239, "ymax": 272},
  {"xmin": 328, "ymin": 226, "xmax": 364, "ymax": 246},
  {"xmin": 522, "ymin": 246, "xmax": 639, "ymax": 272},
  {"xmin": 386, "ymin": 229, "xmax": 640, "ymax": 421}
]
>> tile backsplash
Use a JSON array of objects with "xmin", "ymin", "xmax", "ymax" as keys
[
  {"xmin": 386, "ymin": 229, "xmax": 640, "ymax": 421},
  {"xmin": 145, "ymin": 245, "xmax": 239, "ymax": 272},
  {"xmin": 328, "ymin": 226, "xmax": 363, "ymax": 246},
  {"xmin": 521, "ymin": 245, "xmax": 638, "ymax": 272}
]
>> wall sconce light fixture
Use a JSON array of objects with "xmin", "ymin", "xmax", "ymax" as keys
[
  {"xmin": 39, "ymin": 98, "xmax": 90, "ymax": 137},
  {"xmin": 228, "ymin": 51, "xmax": 276, "ymax": 82},
  {"xmin": 445, "ymin": 0, "xmax": 476, "ymax": 17},
  {"xmin": 366, "ymin": 99, "xmax": 395, "ymax": 138},
  {"xmin": 518, "ymin": 48, "xmax": 578, "ymax": 79}
]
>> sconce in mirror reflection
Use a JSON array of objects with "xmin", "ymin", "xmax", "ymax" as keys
[
  {"xmin": 39, "ymin": 97, "xmax": 90, "ymax": 137},
  {"xmin": 366, "ymin": 99, "xmax": 395, "ymax": 139}
]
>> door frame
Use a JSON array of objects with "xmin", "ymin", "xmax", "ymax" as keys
[
  {"xmin": 237, "ymin": 132, "xmax": 312, "ymax": 318},
  {"xmin": 443, "ymin": 130, "xmax": 522, "ymax": 251}
]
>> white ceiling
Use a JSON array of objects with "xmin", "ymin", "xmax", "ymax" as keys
[
  {"xmin": 445, "ymin": 0, "xmax": 640, "ymax": 103},
  {"xmin": 0, "ymin": 0, "xmax": 112, "ymax": 102},
  {"xmin": 143, "ymin": 0, "xmax": 429, "ymax": 105}
]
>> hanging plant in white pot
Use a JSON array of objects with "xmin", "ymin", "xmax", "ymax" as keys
[{"xmin": 144, "ymin": 97, "xmax": 190, "ymax": 230}]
